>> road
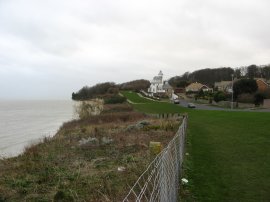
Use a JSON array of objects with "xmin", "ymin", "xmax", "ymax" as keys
[{"xmin": 178, "ymin": 99, "xmax": 270, "ymax": 112}]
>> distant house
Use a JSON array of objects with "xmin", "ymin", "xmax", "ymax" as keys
[
  {"xmin": 214, "ymin": 81, "xmax": 233, "ymax": 93},
  {"xmin": 148, "ymin": 71, "xmax": 177, "ymax": 99},
  {"xmin": 163, "ymin": 81, "xmax": 173, "ymax": 95},
  {"xmin": 256, "ymin": 78, "xmax": 269, "ymax": 92},
  {"xmin": 185, "ymin": 82, "xmax": 211, "ymax": 93},
  {"xmin": 148, "ymin": 71, "xmax": 165, "ymax": 94}
]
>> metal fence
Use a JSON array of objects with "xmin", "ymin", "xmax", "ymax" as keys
[{"xmin": 123, "ymin": 115, "xmax": 188, "ymax": 202}]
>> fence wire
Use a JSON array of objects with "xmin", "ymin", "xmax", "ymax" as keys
[{"xmin": 123, "ymin": 115, "xmax": 188, "ymax": 202}]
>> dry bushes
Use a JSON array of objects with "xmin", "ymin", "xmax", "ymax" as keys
[
  {"xmin": 59, "ymin": 111, "xmax": 146, "ymax": 132},
  {"xmin": 0, "ymin": 103, "xmax": 182, "ymax": 201},
  {"xmin": 102, "ymin": 104, "xmax": 133, "ymax": 113}
]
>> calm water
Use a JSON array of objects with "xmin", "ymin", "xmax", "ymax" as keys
[{"xmin": 0, "ymin": 100, "xmax": 74, "ymax": 157}]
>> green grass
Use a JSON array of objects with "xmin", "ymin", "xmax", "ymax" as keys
[
  {"xmin": 186, "ymin": 111, "xmax": 270, "ymax": 201},
  {"xmin": 121, "ymin": 91, "xmax": 156, "ymax": 104},
  {"xmin": 123, "ymin": 91, "xmax": 270, "ymax": 201}
]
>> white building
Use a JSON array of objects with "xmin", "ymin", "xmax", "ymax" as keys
[
  {"xmin": 148, "ymin": 71, "xmax": 178, "ymax": 100},
  {"xmin": 148, "ymin": 70, "xmax": 166, "ymax": 95}
]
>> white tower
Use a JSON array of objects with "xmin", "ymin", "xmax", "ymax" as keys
[{"xmin": 158, "ymin": 70, "xmax": 163, "ymax": 77}]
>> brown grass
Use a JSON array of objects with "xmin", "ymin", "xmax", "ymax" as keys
[
  {"xmin": 102, "ymin": 103, "xmax": 133, "ymax": 113},
  {"xmin": 59, "ymin": 111, "xmax": 145, "ymax": 132}
]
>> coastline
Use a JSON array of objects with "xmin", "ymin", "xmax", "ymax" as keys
[
  {"xmin": 0, "ymin": 103, "xmax": 181, "ymax": 201},
  {"xmin": 0, "ymin": 100, "xmax": 74, "ymax": 158}
]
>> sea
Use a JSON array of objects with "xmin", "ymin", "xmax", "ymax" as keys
[{"xmin": 0, "ymin": 100, "xmax": 74, "ymax": 157}]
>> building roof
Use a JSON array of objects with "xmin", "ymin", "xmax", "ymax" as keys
[
  {"xmin": 185, "ymin": 82, "xmax": 209, "ymax": 91},
  {"xmin": 256, "ymin": 78, "xmax": 269, "ymax": 86},
  {"xmin": 256, "ymin": 79, "xmax": 269, "ymax": 92},
  {"xmin": 162, "ymin": 81, "xmax": 172, "ymax": 90},
  {"xmin": 151, "ymin": 76, "xmax": 162, "ymax": 84},
  {"xmin": 151, "ymin": 71, "xmax": 164, "ymax": 84},
  {"xmin": 158, "ymin": 70, "xmax": 163, "ymax": 76},
  {"xmin": 153, "ymin": 76, "xmax": 162, "ymax": 80}
]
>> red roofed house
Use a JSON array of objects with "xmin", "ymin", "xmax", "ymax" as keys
[
  {"xmin": 185, "ymin": 82, "xmax": 212, "ymax": 93},
  {"xmin": 256, "ymin": 78, "xmax": 269, "ymax": 92}
]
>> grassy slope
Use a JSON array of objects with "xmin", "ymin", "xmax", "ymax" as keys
[
  {"xmin": 123, "ymin": 91, "xmax": 270, "ymax": 201},
  {"xmin": 121, "ymin": 91, "xmax": 155, "ymax": 103}
]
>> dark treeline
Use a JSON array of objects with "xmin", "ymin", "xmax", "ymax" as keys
[
  {"xmin": 119, "ymin": 79, "xmax": 150, "ymax": 92},
  {"xmin": 169, "ymin": 67, "xmax": 234, "ymax": 87},
  {"xmin": 72, "ymin": 82, "xmax": 118, "ymax": 100},
  {"xmin": 72, "ymin": 79, "xmax": 150, "ymax": 100},
  {"xmin": 237, "ymin": 64, "xmax": 270, "ymax": 79},
  {"xmin": 169, "ymin": 64, "xmax": 270, "ymax": 87}
]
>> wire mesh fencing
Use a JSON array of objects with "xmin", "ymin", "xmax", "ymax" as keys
[{"xmin": 123, "ymin": 115, "xmax": 188, "ymax": 202}]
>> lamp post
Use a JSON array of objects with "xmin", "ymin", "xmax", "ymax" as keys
[{"xmin": 231, "ymin": 74, "xmax": 234, "ymax": 110}]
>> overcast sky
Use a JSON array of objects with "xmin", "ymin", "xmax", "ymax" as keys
[{"xmin": 0, "ymin": 0, "xmax": 270, "ymax": 99}]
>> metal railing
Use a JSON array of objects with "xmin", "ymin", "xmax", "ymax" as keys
[{"xmin": 123, "ymin": 115, "xmax": 188, "ymax": 202}]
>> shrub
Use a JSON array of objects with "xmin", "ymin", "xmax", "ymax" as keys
[
  {"xmin": 72, "ymin": 82, "xmax": 117, "ymax": 100},
  {"xmin": 263, "ymin": 89, "xmax": 270, "ymax": 99},
  {"xmin": 54, "ymin": 190, "xmax": 74, "ymax": 202},
  {"xmin": 198, "ymin": 89, "xmax": 205, "ymax": 98},
  {"xmin": 254, "ymin": 92, "xmax": 266, "ymax": 106},
  {"xmin": 104, "ymin": 95, "xmax": 126, "ymax": 104},
  {"xmin": 237, "ymin": 93, "xmax": 255, "ymax": 103},
  {"xmin": 154, "ymin": 93, "xmax": 168, "ymax": 99},
  {"xmin": 102, "ymin": 104, "xmax": 133, "ymax": 113},
  {"xmin": 213, "ymin": 91, "xmax": 226, "ymax": 102},
  {"xmin": 233, "ymin": 79, "xmax": 258, "ymax": 99}
]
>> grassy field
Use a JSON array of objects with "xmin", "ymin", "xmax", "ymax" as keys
[
  {"xmin": 121, "ymin": 91, "xmax": 156, "ymax": 104},
  {"xmin": 123, "ymin": 91, "xmax": 270, "ymax": 201}
]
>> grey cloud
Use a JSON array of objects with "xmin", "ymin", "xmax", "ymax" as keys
[{"xmin": 0, "ymin": 0, "xmax": 270, "ymax": 99}]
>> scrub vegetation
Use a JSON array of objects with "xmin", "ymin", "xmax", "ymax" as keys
[{"xmin": 0, "ymin": 103, "xmax": 181, "ymax": 201}]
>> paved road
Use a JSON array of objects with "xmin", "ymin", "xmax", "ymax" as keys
[{"xmin": 178, "ymin": 99, "xmax": 270, "ymax": 112}]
